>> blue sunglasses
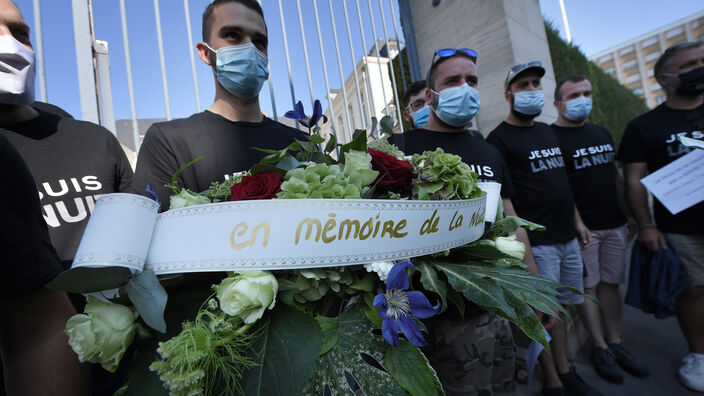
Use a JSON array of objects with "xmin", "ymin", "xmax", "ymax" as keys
[{"xmin": 433, "ymin": 48, "xmax": 478, "ymax": 63}]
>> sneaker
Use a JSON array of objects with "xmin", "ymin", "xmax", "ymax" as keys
[
  {"xmin": 559, "ymin": 367, "xmax": 603, "ymax": 396},
  {"xmin": 542, "ymin": 387, "xmax": 569, "ymax": 396},
  {"xmin": 679, "ymin": 353, "xmax": 704, "ymax": 392},
  {"xmin": 609, "ymin": 343, "xmax": 650, "ymax": 377},
  {"xmin": 591, "ymin": 346, "xmax": 624, "ymax": 383}
]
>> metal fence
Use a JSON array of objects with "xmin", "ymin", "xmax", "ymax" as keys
[{"xmin": 31, "ymin": 0, "xmax": 416, "ymax": 155}]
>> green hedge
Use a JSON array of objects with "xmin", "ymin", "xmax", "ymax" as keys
[{"xmin": 545, "ymin": 21, "xmax": 648, "ymax": 148}]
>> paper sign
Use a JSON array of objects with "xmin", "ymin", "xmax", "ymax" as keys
[
  {"xmin": 477, "ymin": 181, "xmax": 501, "ymax": 223},
  {"xmin": 640, "ymin": 149, "xmax": 704, "ymax": 215}
]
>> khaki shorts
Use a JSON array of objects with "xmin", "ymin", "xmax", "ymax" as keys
[
  {"xmin": 582, "ymin": 224, "xmax": 628, "ymax": 289},
  {"xmin": 424, "ymin": 312, "xmax": 516, "ymax": 396},
  {"xmin": 668, "ymin": 233, "xmax": 704, "ymax": 286}
]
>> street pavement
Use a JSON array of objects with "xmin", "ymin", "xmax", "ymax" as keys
[{"xmin": 517, "ymin": 304, "xmax": 701, "ymax": 395}]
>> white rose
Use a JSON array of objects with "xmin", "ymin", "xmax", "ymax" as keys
[
  {"xmin": 169, "ymin": 189, "xmax": 211, "ymax": 210},
  {"xmin": 494, "ymin": 235, "xmax": 525, "ymax": 260},
  {"xmin": 215, "ymin": 271, "xmax": 278, "ymax": 324}
]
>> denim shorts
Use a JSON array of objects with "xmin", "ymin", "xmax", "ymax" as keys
[{"xmin": 531, "ymin": 238, "xmax": 585, "ymax": 304}]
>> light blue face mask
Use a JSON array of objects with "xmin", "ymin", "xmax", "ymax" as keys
[
  {"xmin": 431, "ymin": 83, "xmax": 481, "ymax": 127},
  {"xmin": 206, "ymin": 42, "xmax": 269, "ymax": 99},
  {"xmin": 412, "ymin": 105, "xmax": 429, "ymax": 128},
  {"xmin": 563, "ymin": 96, "xmax": 592, "ymax": 121},
  {"xmin": 513, "ymin": 90, "xmax": 544, "ymax": 115}
]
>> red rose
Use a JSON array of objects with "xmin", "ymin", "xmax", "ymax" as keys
[
  {"xmin": 230, "ymin": 172, "xmax": 283, "ymax": 201},
  {"xmin": 368, "ymin": 148, "xmax": 414, "ymax": 194}
]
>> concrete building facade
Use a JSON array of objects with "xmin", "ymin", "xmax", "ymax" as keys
[{"xmin": 590, "ymin": 11, "xmax": 704, "ymax": 108}]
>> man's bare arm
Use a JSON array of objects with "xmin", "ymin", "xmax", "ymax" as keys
[{"xmin": 623, "ymin": 161, "xmax": 666, "ymax": 251}]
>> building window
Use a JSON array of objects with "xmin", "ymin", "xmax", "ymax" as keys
[
  {"xmin": 651, "ymin": 82, "xmax": 662, "ymax": 91},
  {"xmin": 655, "ymin": 95, "xmax": 666, "ymax": 105},
  {"xmin": 641, "ymin": 37, "xmax": 658, "ymax": 47},
  {"xmin": 348, "ymin": 104, "xmax": 356, "ymax": 130},
  {"xmin": 599, "ymin": 54, "xmax": 613, "ymax": 64},
  {"xmin": 604, "ymin": 67, "xmax": 615, "ymax": 75},
  {"xmin": 624, "ymin": 74, "xmax": 640, "ymax": 84},
  {"xmin": 620, "ymin": 46, "xmax": 634, "ymax": 56},
  {"xmin": 632, "ymin": 87, "xmax": 644, "ymax": 95},
  {"xmin": 645, "ymin": 51, "xmax": 660, "ymax": 62},
  {"xmin": 623, "ymin": 60, "xmax": 638, "ymax": 70},
  {"xmin": 666, "ymin": 26, "xmax": 684, "ymax": 38}
]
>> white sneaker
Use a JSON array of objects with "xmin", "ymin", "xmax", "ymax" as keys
[{"xmin": 679, "ymin": 353, "xmax": 704, "ymax": 392}]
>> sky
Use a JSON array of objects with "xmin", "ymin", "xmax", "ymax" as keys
[{"xmin": 12, "ymin": 0, "xmax": 704, "ymax": 125}]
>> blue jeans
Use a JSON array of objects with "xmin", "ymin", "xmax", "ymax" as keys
[{"xmin": 531, "ymin": 238, "xmax": 584, "ymax": 304}]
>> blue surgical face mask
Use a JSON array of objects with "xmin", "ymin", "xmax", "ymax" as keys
[
  {"xmin": 512, "ymin": 90, "xmax": 544, "ymax": 115},
  {"xmin": 205, "ymin": 42, "xmax": 269, "ymax": 99},
  {"xmin": 563, "ymin": 96, "xmax": 592, "ymax": 121},
  {"xmin": 431, "ymin": 83, "xmax": 481, "ymax": 127},
  {"xmin": 412, "ymin": 105, "xmax": 429, "ymax": 128}
]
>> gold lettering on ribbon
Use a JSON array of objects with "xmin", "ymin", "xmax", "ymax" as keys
[
  {"xmin": 420, "ymin": 209, "xmax": 440, "ymax": 235},
  {"xmin": 295, "ymin": 218, "xmax": 322, "ymax": 244},
  {"xmin": 449, "ymin": 211, "xmax": 463, "ymax": 231},
  {"xmin": 230, "ymin": 221, "xmax": 271, "ymax": 250}
]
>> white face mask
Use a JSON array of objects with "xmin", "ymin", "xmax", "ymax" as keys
[{"xmin": 0, "ymin": 35, "xmax": 36, "ymax": 105}]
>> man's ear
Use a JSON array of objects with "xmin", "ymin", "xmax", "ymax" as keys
[
  {"xmin": 196, "ymin": 42, "xmax": 213, "ymax": 66},
  {"xmin": 425, "ymin": 87, "xmax": 432, "ymax": 103},
  {"xmin": 403, "ymin": 110, "xmax": 411, "ymax": 122},
  {"xmin": 504, "ymin": 90, "xmax": 511, "ymax": 103}
]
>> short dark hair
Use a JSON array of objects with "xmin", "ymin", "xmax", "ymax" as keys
[
  {"xmin": 202, "ymin": 0, "xmax": 265, "ymax": 43},
  {"xmin": 554, "ymin": 74, "xmax": 589, "ymax": 100},
  {"xmin": 402, "ymin": 80, "xmax": 427, "ymax": 107},
  {"xmin": 426, "ymin": 51, "xmax": 475, "ymax": 91},
  {"xmin": 654, "ymin": 41, "xmax": 702, "ymax": 76}
]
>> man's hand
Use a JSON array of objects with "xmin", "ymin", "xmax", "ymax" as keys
[
  {"xmin": 576, "ymin": 221, "xmax": 593, "ymax": 250},
  {"xmin": 626, "ymin": 217, "xmax": 638, "ymax": 241},
  {"xmin": 638, "ymin": 226, "xmax": 667, "ymax": 251}
]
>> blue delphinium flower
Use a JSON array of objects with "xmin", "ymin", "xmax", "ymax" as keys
[
  {"xmin": 373, "ymin": 261, "xmax": 440, "ymax": 347},
  {"xmin": 284, "ymin": 100, "xmax": 328, "ymax": 128}
]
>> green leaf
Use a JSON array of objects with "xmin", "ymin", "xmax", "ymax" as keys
[
  {"xmin": 504, "ymin": 291, "xmax": 549, "ymax": 348},
  {"xmin": 250, "ymin": 163, "xmax": 287, "ymax": 175},
  {"xmin": 416, "ymin": 262, "xmax": 448, "ymax": 314},
  {"xmin": 244, "ymin": 305, "xmax": 323, "ymax": 396},
  {"xmin": 317, "ymin": 316, "xmax": 339, "ymax": 356},
  {"xmin": 385, "ymin": 340, "xmax": 443, "ymax": 396},
  {"xmin": 370, "ymin": 117, "xmax": 378, "ymax": 135},
  {"xmin": 446, "ymin": 288, "xmax": 465, "ymax": 318},
  {"xmin": 46, "ymin": 266, "xmax": 131, "ymax": 294},
  {"xmin": 339, "ymin": 129, "xmax": 368, "ymax": 162},
  {"xmin": 164, "ymin": 156, "xmax": 205, "ymax": 194},
  {"xmin": 324, "ymin": 134, "xmax": 338, "ymax": 154},
  {"xmin": 379, "ymin": 115, "xmax": 395, "ymax": 135},
  {"xmin": 454, "ymin": 240, "xmax": 519, "ymax": 262},
  {"xmin": 309, "ymin": 134, "xmax": 326, "ymax": 144},
  {"xmin": 489, "ymin": 216, "xmax": 545, "ymax": 239},
  {"xmin": 303, "ymin": 302, "xmax": 406, "ymax": 396},
  {"xmin": 275, "ymin": 156, "xmax": 303, "ymax": 172},
  {"xmin": 125, "ymin": 270, "xmax": 168, "ymax": 334},
  {"xmin": 435, "ymin": 263, "xmax": 517, "ymax": 320}
]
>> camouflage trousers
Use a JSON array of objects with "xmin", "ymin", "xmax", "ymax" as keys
[{"xmin": 424, "ymin": 312, "xmax": 516, "ymax": 396}]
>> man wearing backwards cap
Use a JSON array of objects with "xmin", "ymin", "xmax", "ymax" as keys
[{"xmin": 487, "ymin": 62, "xmax": 599, "ymax": 396}]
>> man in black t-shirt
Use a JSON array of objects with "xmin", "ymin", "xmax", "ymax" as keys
[
  {"xmin": 131, "ymin": 0, "xmax": 307, "ymax": 210},
  {"xmin": 0, "ymin": 132, "xmax": 90, "ymax": 394},
  {"xmin": 617, "ymin": 42, "xmax": 704, "ymax": 392},
  {"xmin": 553, "ymin": 75, "xmax": 648, "ymax": 384},
  {"xmin": 487, "ymin": 62, "xmax": 599, "ymax": 396},
  {"xmin": 389, "ymin": 48, "xmax": 542, "ymax": 396}
]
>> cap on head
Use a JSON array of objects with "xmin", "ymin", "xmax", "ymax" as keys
[{"xmin": 505, "ymin": 61, "xmax": 545, "ymax": 90}]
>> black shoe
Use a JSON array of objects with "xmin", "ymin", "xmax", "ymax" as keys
[
  {"xmin": 559, "ymin": 367, "xmax": 604, "ymax": 396},
  {"xmin": 591, "ymin": 346, "xmax": 624, "ymax": 383},
  {"xmin": 609, "ymin": 343, "xmax": 650, "ymax": 377},
  {"xmin": 542, "ymin": 387, "xmax": 570, "ymax": 396}
]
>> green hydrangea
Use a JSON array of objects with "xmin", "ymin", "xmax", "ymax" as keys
[
  {"xmin": 277, "ymin": 150, "xmax": 379, "ymax": 199},
  {"xmin": 367, "ymin": 138, "xmax": 406, "ymax": 160},
  {"xmin": 411, "ymin": 148, "xmax": 481, "ymax": 200},
  {"xmin": 291, "ymin": 268, "xmax": 355, "ymax": 303}
]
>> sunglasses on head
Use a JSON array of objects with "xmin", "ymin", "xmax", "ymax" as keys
[{"xmin": 432, "ymin": 48, "xmax": 478, "ymax": 63}]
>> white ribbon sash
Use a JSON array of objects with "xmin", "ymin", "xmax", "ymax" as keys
[{"xmin": 72, "ymin": 193, "xmax": 486, "ymax": 274}]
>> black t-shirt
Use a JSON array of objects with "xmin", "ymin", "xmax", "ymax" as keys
[
  {"xmin": 388, "ymin": 128, "xmax": 516, "ymax": 198},
  {"xmin": 0, "ymin": 134, "xmax": 62, "ymax": 297},
  {"xmin": 130, "ymin": 111, "xmax": 308, "ymax": 210},
  {"xmin": 1, "ymin": 109, "xmax": 133, "ymax": 267},
  {"xmin": 617, "ymin": 103, "xmax": 704, "ymax": 235},
  {"xmin": 486, "ymin": 121, "xmax": 576, "ymax": 245},
  {"xmin": 553, "ymin": 123, "xmax": 627, "ymax": 230}
]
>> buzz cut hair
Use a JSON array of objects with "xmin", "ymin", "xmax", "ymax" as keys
[
  {"xmin": 426, "ymin": 51, "xmax": 475, "ymax": 91},
  {"xmin": 402, "ymin": 80, "xmax": 427, "ymax": 107},
  {"xmin": 202, "ymin": 0, "xmax": 265, "ymax": 43},
  {"xmin": 554, "ymin": 74, "xmax": 589, "ymax": 100}
]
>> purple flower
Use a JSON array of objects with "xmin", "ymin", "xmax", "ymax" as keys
[
  {"xmin": 373, "ymin": 261, "xmax": 440, "ymax": 347},
  {"xmin": 284, "ymin": 100, "xmax": 328, "ymax": 128}
]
